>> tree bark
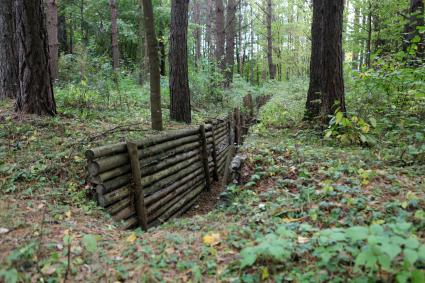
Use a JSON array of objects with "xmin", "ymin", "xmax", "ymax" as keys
[
  {"xmin": 224, "ymin": 0, "xmax": 237, "ymax": 86},
  {"xmin": 365, "ymin": 1, "xmax": 372, "ymax": 68},
  {"xmin": 321, "ymin": 0, "xmax": 346, "ymax": 118},
  {"xmin": 352, "ymin": 4, "xmax": 360, "ymax": 70},
  {"xmin": 305, "ymin": 0, "xmax": 323, "ymax": 120},
  {"xmin": 0, "ymin": 0, "xmax": 19, "ymax": 99},
  {"xmin": 158, "ymin": 29, "xmax": 166, "ymax": 76},
  {"xmin": 109, "ymin": 0, "xmax": 120, "ymax": 72},
  {"xmin": 215, "ymin": 0, "xmax": 225, "ymax": 71},
  {"xmin": 58, "ymin": 13, "xmax": 68, "ymax": 54},
  {"xmin": 169, "ymin": 0, "xmax": 191, "ymax": 124},
  {"xmin": 138, "ymin": 1, "xmax": 146, "ymax": 85},
  {"xmin": 46, "ymin": 0, "xmax": 59, "ymax": 81},
  {"xmin": 266, "ymin": 0, "xmax": 276, "ymax": 80},
  {"xmin": 193, "ymin": 0, "xmax": 201, "ymax": 68},
  {"xmin": 205, "ymin": 0, "xmax": 213, "ymax": 61},
  {"xmin": 15, "ymin": 0, "xmax": 56, "ymax": 115},
  {"xmin": 141, "ymin": 0, "xmax": 163, "ymax": 130}
]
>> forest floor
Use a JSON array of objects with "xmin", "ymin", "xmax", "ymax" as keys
[{"xmin": 0, "ymin": 81, "xmax": 424, "ymax": 282}]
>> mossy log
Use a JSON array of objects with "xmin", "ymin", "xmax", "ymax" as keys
[
  {"xmin": 92, "ymin": 141, "xmax": 203, "ymax": 184},
  {"xmin": 170, "ymin": 194, "xmax": 199, "ymax": 219},
  {"xmin": 144, "ymin": 167, "xmax": 204, "ymax": 206},
  {"xmin": 106, "ymin": 195, "xmax": 132, "ymax": 215},
  {"xmin": 152, "ymin": 183, "xmax": 204, "ymax": 223},
  {"xmin": 85, "ymin": 127, "xmax": 202, "ymax": 160},
  {"xmin": 88, "ymin": 134, "xmax": 201, "ymax": 175},
  {"xmin": 143, "ymin": 160, "xmax": 204, "ymax": 196},
  {"xmin": 147, "ymin": 174, "xmax": 204, "ymax": 216},
  {"xmin": 141, "ymin": 155, "xmax": 201, "ymax": 187},
  {"xmin": 98, "ymin": 186, "xmax": 131, "ymax": 207},
  {"xmin": 112, "ymin": 206, "xmax": 135, "ymax": 222},
  {"xmin": 199, "ymin": 125, "xmax": 211, "ymax": 191},
  {"xmin": 122, "ymin": 216, "xmax": 138, "ymax": 230}
]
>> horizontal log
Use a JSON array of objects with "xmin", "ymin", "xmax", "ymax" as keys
[
  {"xmin": 91, "ymin": 165, "xmax": 131, "ymax": 184},
  {"xmin": 143, "ymin": 160, "xmax": 204, "ymax": 196},
  {"xmin": 147, "ymin": 172, "xmax": 205, "ymax": 213},
  {"xmin": 144, "ymin": 167, "xmax": 204, "ymax": 206},
  {"xmin": 141, "ymin": 155, "xmax": 200, "ymax": 187},
  {"xmin": 122, "ymin": 216, "xmax": 138, "ymax": 230},
  {"xmin": 112, "ymin": 206, "xmax": 135, "ymax": 221},
  {"xmin": 106, "ymin": 196, "xmax": 132, "ymax": 215},
  {"xmin": 85, "ymin": 127, "xmax": 202, "ymax": 160},
  {"xmin": 96, "ymin": 174, "xmax": 132, "ymax": 195},
  {"xmin": 91, "ymin": 141, "xmax": 202, "ymax": 184},
  {"xmin": 88, "ymin": 135, "xmax": 202, "ymax": 175},
  {"xmin": 98, "ymin": 186, "xmax": 131, "ymax": 207},
  {"xmin": 153, "ymin": 182, "xmax": 204, "ymax": 223},
  {"xmin": 170, "ymin": 194, "xmax": 200, "ymax": 219}
]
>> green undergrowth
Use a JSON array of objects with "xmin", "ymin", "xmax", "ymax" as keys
[{"xmin": 1, "ymin": 76, "xmax": 424, "ymax": 282}]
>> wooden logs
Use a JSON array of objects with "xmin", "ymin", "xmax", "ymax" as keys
[
  {"xmin": 86, "ymin": 116, "xmax": 240, "ymax": 230},
  {"xmin": 210, "ymin": 124, "xmax": 219, "ymax": 181},
  {"xmin": 127, "ymin": 141, "xmax": 148, "ymax": 230},
  {"xmin": 86, "ymin": 127, "xmax": 201, "ymax": 160},
  {"xmin": 199, "ymin": 125, "xmax": 211, "ymax": 191}
]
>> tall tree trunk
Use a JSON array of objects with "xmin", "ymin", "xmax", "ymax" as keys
[
  {"xmin": 365, "ymin": 1, "xmax": 372, "ymax": 68},
  {"xmin": 224, "ymin": 0, "xmax": 237, "ymax": 86},
  {"xmin": 249, "ymin": 6, "xmax": 254, "ymax": 84},
  {"xmin": 205, "ymin": 0, "xmax": 213, "ymax": 61},
  {"xmin": 215, "ymin": 0, "xmax": 225, "ymax": 71},
  {"xmin": 352, "ymin": 4, "xmax": 360, "ymax": 70},
  {"xmin": 266, "ymin": 0, "xmax": 276, "ymax": 79},
  {"xmin": 15, "ymin": 0, "xmax": 56, "ymax": 115},
  {"xmin": 169, "ymin": 0, "xmax": 191, "ymax": 123},
  {"xmin": 193, "ymin": 0, "xmax": 201, "ymax": 68},
  {"xmin": 80, "ymin": 0, "xmax": 87, "ymax": 45},
  {"xmin": 404, "ymin": 0, "xmax": 425, "ymax": 60},
  {"xmin": 0, "ymin": 0, "xmax": 19, "ymax": 99},
  {"xmin": 58, "ymin": 13, "xmax": 68, "ymax": 54},
  {"xmin": 158, "ymin": 29, "xmax": 166, "ymax": 76},
  {"xmin": 109, "ymin": 0, "xmax": 120, "ymax": 72},
  {"xmin": 321, "ymin": 0, "xmax": 346, "ymax": 117},
  {"xmin": 138, "ymin": 1, "xmax": 146, "ymax": 85},
  {"xmin": 46, "ymin": 0, "xmax": 59, "ymax": 81},
  {"xmin": 305, "ymin": 0, "xmax": 323, "ymax": 120},
  {"xmin": 141, "ymin": 0, "xmax": 163, "ymax": 130},
  {"xmin": 69, "ymin": 16, "xmax": 74, "ymax": 53}
]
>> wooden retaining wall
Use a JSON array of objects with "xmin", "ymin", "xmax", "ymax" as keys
[{"xmin": 85, "ymin": 94, "xmax": 268, "ymax": 230}]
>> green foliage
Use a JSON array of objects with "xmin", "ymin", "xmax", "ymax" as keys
[
  {"xmin": 240, "ymin": 227, "xmax": 296, "ymax": 268},
  {"xmin": 324, "ymin": 111, "xmax": 376, "ymax": 146}
]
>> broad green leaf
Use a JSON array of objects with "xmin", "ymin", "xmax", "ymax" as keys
[
  {"xmin": 404, "ymin": 248, "xmax": 418, "ymax": 264},
  {"xmin": 347, "ymin": 226, "xmax": 369, "ymax": 241},
  {"xmin": 336, "ymin": 112, "xmax": 344, "ymax": 124},
  {"xmin": 240, "ymin": 248, "xmax": 257, "ymax": 268},
  {"xmin": 83, "ymin": 234, "xmax": 97, "ymax": 253},
  {"xmin": 412, "ymin": 269, "xmax": 425, "ymax": 283}
]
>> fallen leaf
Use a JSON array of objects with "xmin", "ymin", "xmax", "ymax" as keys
[
  {"xmin": 127, "ymin": 232, "xmax": 137, "ymax": 244},
  {"xmin": 203, "ymin": 233, "xmax": 221, "ymax": 246},
  {"xmin": 282, "ymin": 217, "xmax": 303, "ymax": 223}
]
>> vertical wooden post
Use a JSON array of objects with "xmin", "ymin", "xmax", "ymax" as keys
[
  {"xmin": 234, "ymin": 108, "xmax": 241, "ymax": 145},
  {"xmin": 199, "ymin": 125, "xmax": 211, "ymax": 191},
  {"xmin": 210, "ymin": 121, "xmax": 219, "ymax": 181},
  {"xmin": 227, "ymin": 113, "xmax": 232, "ymax": 146},
  {"xmin": 126, "ymin": 141, "xmax": 148, "ymax": 231}
]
